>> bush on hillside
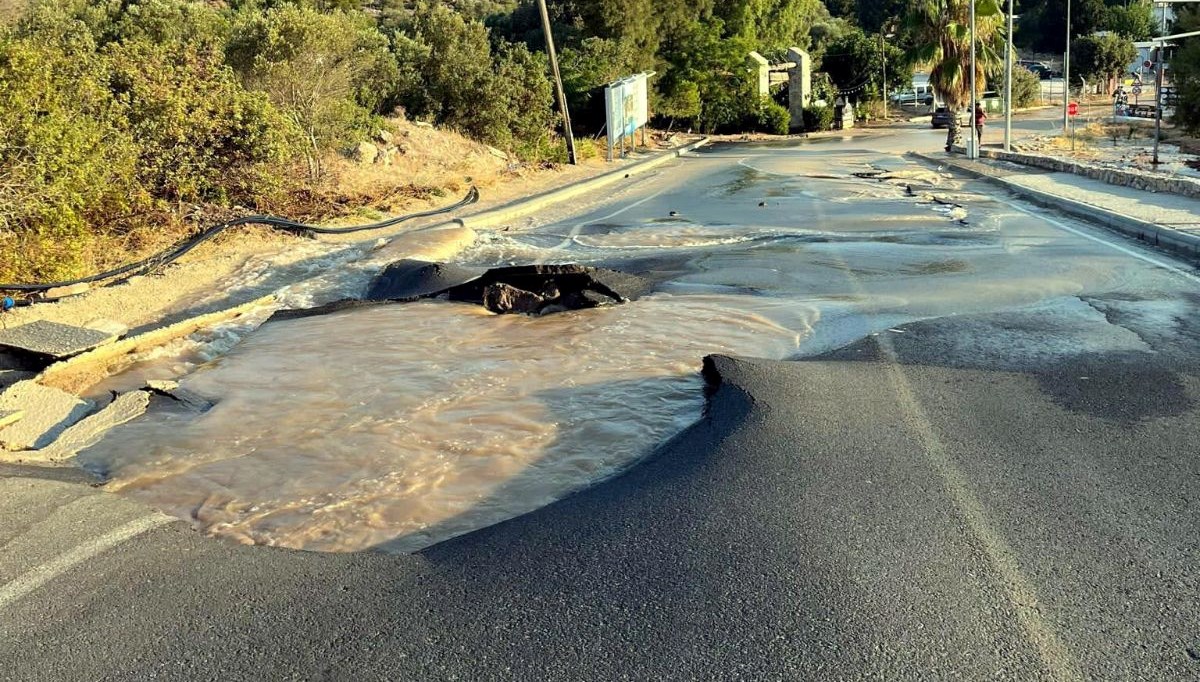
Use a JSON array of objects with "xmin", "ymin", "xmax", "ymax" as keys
[
  {"xmin": 0, "ymin": 6, "xmax": 299, "ymax": 282},
  {"xmin": 388, "ymin": 3, "xmax": 556, "ymax": 155},
  {"xmin": 0, "ymin": 33, "xmax": 141, "ymax": 281},
  {"xmin": 227, "ymin": 5, "xmax": 398, "ymax": 178},
  {"xmin": 108, "ymin": 39, "xmax": 296, "ymax": 203}
]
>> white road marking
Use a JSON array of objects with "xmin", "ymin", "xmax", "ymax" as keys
[
  {"xmin": 812, "ymin": 189, "xmax": 1084, "ymax": 680},
  {"xmin": 997, "ymin": 196, "xmax": 1200, "ymax": 286},
  {"xmin": 737, "ymin": 157, "xmax": 790, "ymax": 177},
  {"xmin": 0, "ymin": 514, "xmax": 172, "ymax": 610},
  {"xmin": 546, "ymin": 187, "xmax": 670, "ymax": 254}
]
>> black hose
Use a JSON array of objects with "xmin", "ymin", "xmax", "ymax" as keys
[{"xmin": 0, "ymin": 186, "xmax": 479, "ymax": 295}]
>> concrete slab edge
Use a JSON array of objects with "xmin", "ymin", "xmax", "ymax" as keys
[
  {"xmin": 37, "ymin": 294, "xmax": 277, "ymax": 396},
  {"xmin": 4, "ymin": 391, "xmax": 150, "ymax": 466},
  {"xmin": 909, "ymin": 152, "xmax": 1200, "ymax": 262},
  {"xmin": 457, "ymin": 138, "xmax": 711, "ymax": 231}
]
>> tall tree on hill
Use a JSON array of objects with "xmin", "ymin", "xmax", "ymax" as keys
[
  {"xmin": 1169, "ymin": 6, "xmax": 1200, "ymax": 133},
  {"xmin": 905, "ymin": 0, "xmax": 1005, "ymax": 151}
]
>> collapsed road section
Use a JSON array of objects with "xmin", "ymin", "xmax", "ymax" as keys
[{"xmin": 276, "ymin": 260, "xmax": 655, "ymax": 319}]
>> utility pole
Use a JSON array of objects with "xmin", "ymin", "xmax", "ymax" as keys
[
  {"xmin": 881, "ymin": 29, "xmax": 888, "ymax": 119},
  {"xmin": 536, "ymin": 0, "xmax": 577, "ymax": 165},
  {"xmin": 1004, "ymin": 0, "xmax": 1014, "ymax": 151},
  {"xmin": 1063, "ymin": 0, "xmax": 1072, "ymax": 131},
  {"xmin": 1153, "ymin": 45, "xmax": 1164, "ymax": 164},
  {"xmin": 969, "ymin": 0, "xmax": 978, "ymax": 158}
]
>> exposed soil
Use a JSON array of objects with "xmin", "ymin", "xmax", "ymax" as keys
[{"xmin": 2, "ymin": 119, "xmax": 641, "ymax": 337}]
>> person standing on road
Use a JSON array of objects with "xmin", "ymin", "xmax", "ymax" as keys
[{"xmin": 974, "ymin": 104, "xmax": 986, "ymax": 147}]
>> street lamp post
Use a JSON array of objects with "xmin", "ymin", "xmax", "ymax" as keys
[
  {"xmin": 1063, "ymin": 0, "xmax": 1072, "ymax": 131},
  {"xmin": 881, "ymin": 29, "xmax": 888, "ymax": 119},
  {"xmin": 969, "ymin": 0, "xmax": 978, "ymax": 158},
  {"xmin": 1004, "ymin": 0, "xmax": 1014, "ymax": 151},
  {"xmin": 881, "ymin": 26, "xmax": 897, "ymax": 119}
]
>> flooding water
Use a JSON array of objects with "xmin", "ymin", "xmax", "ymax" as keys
[{"xmin": 77, "ymin": 142, "xmax": 1186, "ymax": 552}]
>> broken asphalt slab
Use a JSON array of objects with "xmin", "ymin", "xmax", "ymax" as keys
[
  {"xmin": 0, "ymin": 381, "xmax": 93, "ymax": 452},
  {"xmin": 274, "ymin": 261, "xmax": 654, "ymax": 320},
  {"xmin": 0, "ymin": 320, "xmax": 119, "ymax": 361},
  {"xmin": 17, "ymin": 391, "xmax": 150, "ymax": 465}
]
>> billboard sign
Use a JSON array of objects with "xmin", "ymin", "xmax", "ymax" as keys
[{"xmin": 605, "ymin": 73, "xmax": 652, "ymax": 160}]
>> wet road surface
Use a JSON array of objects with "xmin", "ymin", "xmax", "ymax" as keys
[{"xmin": 2, "ymin": 129, "xmax": 1199, "ymax": 680}]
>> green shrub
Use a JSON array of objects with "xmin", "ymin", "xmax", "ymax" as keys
[
  {"xmin": 227, "ymin": 5, "xmax": 398, "ymax": 178},
  {"xmin": 389, "ymin": 3, "xmax": 555, "ymax": 152},
  {"xmin": 107, "ymin": 38, "xmax": 297, "ymax": 203},
  {"xmin": 0, "ymin": 3, "xmax": 301, "ymax": 282},
  {"xmin": 1011, "ymin": 65, "xmax": 1041, "ymax": 108},
  {"xmin": 752, "ymin": 98, "xmax": 791, "ymax": 134},
  {"xmin": 802, "ymin": 105, "xmax": 834, "ymax": 132},
  {"xmin": 0, "ymin": 33, "xmax": 142, "ymax": 281}
]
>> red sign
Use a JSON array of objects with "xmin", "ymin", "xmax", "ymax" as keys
[
  {"xmin": 1068, "ymin": 102, "xmax": 1079, "ymax": 116},
  {"xmin": 1144, "ymin": 60, "xmax": 1153, "ymax": 69}
]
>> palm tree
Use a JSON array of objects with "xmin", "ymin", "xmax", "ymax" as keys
[{"xmin": 905, "ymin": 0, "xmax": 1005, "ymax": 151}]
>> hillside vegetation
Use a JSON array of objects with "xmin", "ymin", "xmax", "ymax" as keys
[{"xmin": 2, "ymin": 0, "xmax": 1168, "ymax": 284}]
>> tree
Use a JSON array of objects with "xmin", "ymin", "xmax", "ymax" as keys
[
  {"xmin": 387, "ymin": 3, "xmax": 556, "ymax": 152},
  {"xmin": 1169, "ymin": 6, "xmax": 1200, "ymax": 132},
  {"xmin": 1106, "ymin": 2, "xmax": 1156, "ymax": 41},
  {"xmin": 820, "ymin": 26, "xmax": 912, "ymax": 103},
  {"xmin": 906, "ymin": 0, "xmax": 1005, "ymax": 150},
  {"xmin": 1014, "ymin": 0, "xmax": 1107, "ymax": 54},
  {"xmin": 226, "ymin": 6, "xmax": 398, "ymax": 179},
  {"xmin": 1071, "ymin": 33, "xmax": 1137, "ymax": 90},
  {"xmin": 559, "ymin": 37, "xmax": 640, "ymax": 131}
]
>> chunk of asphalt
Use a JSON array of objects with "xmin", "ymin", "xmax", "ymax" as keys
[
  {"xmin": 445, "ymin": 264, "xmax": 654, "ymax": 307},
  {"xmin": 364, "ymin": 260, "xmax": 485, "ymax": 301},
  {"xmin": 144, "ymin": 380, "xmax": 214, "ymax": 413},
  {"xmin": 14, "ymin": 391, "xmax": 150, "ymax": 464},
  {"xmin": 0, "ymin": 320, "xmax": 119, "ymax": 360},
  {"xmin": 0, "ymin": 380, "xmax": 94, "ymax": 451}
]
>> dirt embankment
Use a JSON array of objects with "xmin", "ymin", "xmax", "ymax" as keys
[{"xmin": 1, "ymin": 118, "xmax": 624, "ymax": 337}]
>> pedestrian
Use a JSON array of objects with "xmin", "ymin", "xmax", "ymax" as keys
[{"xmin": 974, "ymin": 103, "xmax": 986, "ymax": 147}]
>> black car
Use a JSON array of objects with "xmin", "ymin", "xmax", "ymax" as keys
[{"xmin": 931, "ymin": 106, "xmax": 956, "ymax": 129}]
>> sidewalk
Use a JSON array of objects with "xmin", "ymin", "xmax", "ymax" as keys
[{"xmin": 911, "ymin": 151, "xmax": 1200, "ymax": 261}]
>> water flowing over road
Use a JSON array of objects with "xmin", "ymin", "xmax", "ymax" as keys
[{"xmin": 77, "ymin": 133, "xmax": 1200, "ymax": 556}]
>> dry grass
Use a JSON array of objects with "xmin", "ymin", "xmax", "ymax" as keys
[
  {"xmin": 0, "ymin": 117, "xmax": 517, "ymax": 285},
  {"xmin": 0, "ymin": 0, "xmax": 27, "ymax": 23}
]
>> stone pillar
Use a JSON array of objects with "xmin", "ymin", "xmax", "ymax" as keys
[
  {"xmin": 747, "ymin": 52, "xmax": 770, "ymax": 98},
  {"xmin": 786, "ymin": 48, "xmax": 811, "ymax": 132}
]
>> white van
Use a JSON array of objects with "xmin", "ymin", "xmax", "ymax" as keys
[{"xmin": 890, "ymin": 81, "xmax": 935, "ymax": 106}]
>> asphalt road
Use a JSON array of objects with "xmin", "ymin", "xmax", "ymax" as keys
[{"xmin": 3, "ymin": 125, "xmax": 1199, "ymax": 680}]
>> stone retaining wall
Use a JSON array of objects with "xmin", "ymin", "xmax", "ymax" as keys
[{"xmin": 979, "ymin": 149, "xmax": 1200, "ymax": 200}]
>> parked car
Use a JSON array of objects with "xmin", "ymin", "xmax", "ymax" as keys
[
  {"xmin": 890, "ymin": 84, "xmax": 936, "ymax": 106},
  {"xmin": 1018, "ymin": 60, "xmax": 1061, "ymax": 79},
  {"xmin": 931, "ymin": 106, "xmax": 959, "ymax": 129}
]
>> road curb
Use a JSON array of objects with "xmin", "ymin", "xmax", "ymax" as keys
[
  {"xmin": 910, "ymin": 151, "xmax": 1200, "ymax": 262},
  {"xmin": 456, "ymin": 138, "xmax": 710, "ymax": 230}
]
